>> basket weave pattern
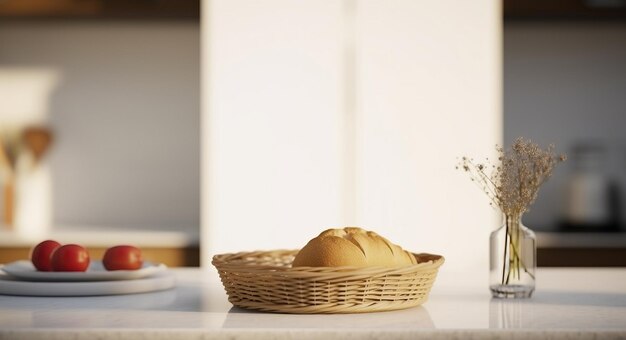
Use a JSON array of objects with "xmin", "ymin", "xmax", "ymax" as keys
[{"xmin": 212, "ymin": 250, "xmax": 444, "ymax": 314}]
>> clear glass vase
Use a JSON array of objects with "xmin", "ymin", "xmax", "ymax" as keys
[{"xmin": 489, "ymin": 214, "xmax": 536, "ymax": 298}]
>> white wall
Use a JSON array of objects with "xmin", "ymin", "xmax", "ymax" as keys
[
  {"xmin": 202, "ymin": 0, "xmax": 501, "ymax": 276},
  {"xmin": 354, "ymin": 0, "xmax": 501, "ymax": 271},
  {"xmin": 504, "ymin": 22, "xmax": 626, "ymax": 230},
  {"xmin": 203, "ymin": 0, "xmax": 347, "ymax": 256},
  {"xmin": 0, "ymin": 22, "xmax": 200, "ymax": 233}
]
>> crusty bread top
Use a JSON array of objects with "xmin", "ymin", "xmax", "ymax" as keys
[{"xmin": 292, "ymin": 227, "xmax": 417, "ymax": 267}]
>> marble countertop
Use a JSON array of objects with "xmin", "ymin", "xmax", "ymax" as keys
[{"xmin": 0, "ymin": 267, "xmax": 625, "ymax": 339}]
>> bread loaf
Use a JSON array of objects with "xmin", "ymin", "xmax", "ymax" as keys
[{"xmin": 292, "ymin": 227, "xmax": 417, "ymax": 267}]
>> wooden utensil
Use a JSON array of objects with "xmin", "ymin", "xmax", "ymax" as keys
[
  {"xmin": 0, "ymin": 137, "xmax": 15, "ymax": 229},
  {"xmin": 0, "ymin": 136, "xmax": 15, "ymax": 171},
  {"xmin": 22, "ymin": 126, "xmax": 53, "ymax": 165}
]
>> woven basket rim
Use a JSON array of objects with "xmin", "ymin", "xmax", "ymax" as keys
[{"xmin": 212, "ymin": 249, "xmax": 445, "ymax": 273}]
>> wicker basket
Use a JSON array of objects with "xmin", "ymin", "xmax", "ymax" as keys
[{"xmin": 212, "ymin": 250, "xmax": 444, "ymax": 314}]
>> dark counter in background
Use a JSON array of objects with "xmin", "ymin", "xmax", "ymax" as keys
[{"xmin": 537, "ymin": 231, "xmax": 626, "ymax": 267}]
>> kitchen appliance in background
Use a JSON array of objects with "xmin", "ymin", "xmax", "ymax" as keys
[{"xmin": 561, "ymin": 142, "xmax": 621, "ymax": 232}]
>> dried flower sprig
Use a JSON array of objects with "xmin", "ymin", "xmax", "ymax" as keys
[{"xmin": 457, "ymin": 137, "xmax": 566, "ymax": 217}]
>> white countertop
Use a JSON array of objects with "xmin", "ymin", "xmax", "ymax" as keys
[{"xmin": 0, "ymin": 268, "xmax": 625, "ymax": 339}]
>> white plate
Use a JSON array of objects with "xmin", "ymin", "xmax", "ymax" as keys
[
  {"xmin": 1, "ymin": 260, "xmax": 166, "ymax": 282},
  {"xmin": 0, "ymin": 270, "xmax": 175, "ymax": 296}
]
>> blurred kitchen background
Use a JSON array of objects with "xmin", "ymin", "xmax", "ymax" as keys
[
  {"xmin": 504, "ymin": 1, "xmax": 626, "ymax": 266},
  {"xmin": 0, "ymin": 0, "xmax": 625, "ymax": 267},
  {"xmin": 0, "ymin": 0, "xmax": 200, "ymax": 266}
]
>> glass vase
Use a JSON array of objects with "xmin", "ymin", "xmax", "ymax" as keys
[{"xmin": 489, "ymin": 214, "xmax": 536, "ymax": 298}]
